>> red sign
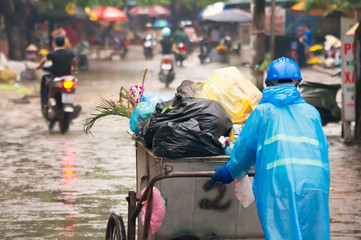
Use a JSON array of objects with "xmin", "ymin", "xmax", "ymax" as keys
[{"xmin": 265, "ymin": 6, "xmax": 285, "ymax": 35}]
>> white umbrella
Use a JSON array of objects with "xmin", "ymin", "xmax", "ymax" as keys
[
  {"xmin": 204, "ymin": 9, "xmax": 252, "ymax": 23},
  {"xmin": 198, "ymin": 2, "xmax": 225, "ymax": 20}
]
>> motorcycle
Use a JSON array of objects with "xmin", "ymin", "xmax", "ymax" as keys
[
  {"xmin": 77, "ymin": 40, "xmax": 89, "ymax": 71},
  {"xmin": 198, "ymin": 38, "xmax": 210, "ymax": 64},
  {"xmin": 78, "ymin": 54, "xmax": 88, "ymax": 71},
  {"xmin": 120, "ymin": 38, "xmax": 129, "ymax": 59},
  {"xmin": 143, "ymin": 33, "xmax": 155, "ymax": 59},
  {"xmin": 221, "ymin": 35, "xmax": 233, "ymax": 52},
  {"xmin": 110, "ymin": 38, "xmax": 128, "ymax": 61},
  {"xmin": 41, "ymin": 62, "xmax": 81, "ymax": 133},
  {"xmin": 299, "ymin": 81, "xmax": 341, "ymax": 126},
  {"xmin": 158, "ymin": 56, "xmax": 175, "ymax": 88},
  {"xmin": 175, "ymin": 42, "xmax": 187, "ymax": 67}
]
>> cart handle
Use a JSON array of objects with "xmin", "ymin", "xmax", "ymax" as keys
[{"xmin": 130, "ymin": 170, "xmax": 255, "ymax": 223}]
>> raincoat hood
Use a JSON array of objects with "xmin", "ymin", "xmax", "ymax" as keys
[{"xmin": 259, "ymin": 86, "xmax": 303, "ymax": 106}]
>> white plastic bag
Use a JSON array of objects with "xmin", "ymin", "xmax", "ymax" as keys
[{"xmin": 234, "ymin": 175, "xmax": 255, "ymax": 208}]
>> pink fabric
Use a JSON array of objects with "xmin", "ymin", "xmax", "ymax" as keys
[{"xmin": 140, "ymin": 187, "xmax": 166, "ymax": 235}]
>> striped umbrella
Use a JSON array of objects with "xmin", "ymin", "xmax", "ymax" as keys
[
  {"xmin": 128, "ymin": 5, "xmax": 170, "ymax": 17},
  {"xmin": 92, "ymin": 6, "xmax": 127, "ymax": 21}
]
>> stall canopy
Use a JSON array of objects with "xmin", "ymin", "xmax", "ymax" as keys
[
  {"xmin": 225, "ymin": 0, "xmax": 297, "ymax": 8},
  {"xmin": 36, "ymin": 9, "xmax": 74, "ymax": 21},
  {"xmin": 203, "ymin": 9, "xmax": 252, "ymax": 23},
  {"xmin": 128, "ymin": 5, "xmax": 170, "ymax": 17}
]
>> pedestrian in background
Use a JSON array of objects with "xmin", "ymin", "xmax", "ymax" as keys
[
  {"xmin": 296, "ymin": 26, "xmax": 306, "ymax": 68},
  {"xmin": 209, "ymin": 25, "xmax": 221, "ymax": 48},
  {"xmin": 211, "ymin": 57, "xmax": 330, "ymax": 240},
  {"xmin": 304, "ymin": 24, "xmax": 313, "ymax": 59}
]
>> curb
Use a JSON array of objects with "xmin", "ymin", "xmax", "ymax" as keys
[{"xmin": 311, "ymin": 65, "xmax": 341, "ymax": 76}]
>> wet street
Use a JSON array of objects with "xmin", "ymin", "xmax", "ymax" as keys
[{"xmin": 1, "ymin": 45, "xmax": 361, "ymax": 239}]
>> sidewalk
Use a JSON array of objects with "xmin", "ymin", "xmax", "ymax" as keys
[{"xmin": 232, "ymin": 45, "xmax": 342, "ymax": 86}]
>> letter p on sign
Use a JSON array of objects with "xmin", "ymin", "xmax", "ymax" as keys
[{"xmin": 344, "ymin": 43, "xmax": 354, "ymax": 55}]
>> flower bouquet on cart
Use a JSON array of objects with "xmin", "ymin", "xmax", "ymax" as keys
[{"xmin": 83, "ymin": 69, "xmax": 146, "ymax": 134}]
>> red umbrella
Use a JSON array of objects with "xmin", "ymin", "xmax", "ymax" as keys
[
  {"xmin": 128, "ymin": 5, "xmax": 170, "ymax": 17},
  {"xmin": 92, "ymin": 6, "xmax": 127, "ymax": 21}
]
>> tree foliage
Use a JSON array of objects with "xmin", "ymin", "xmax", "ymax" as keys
[
  {"xmin": 34, "ymin": 0, "xmax": 217, "ymax": 10},
  {"xmin": 304, "ymin": 0, "xmax": 361, "ymax": 14}
]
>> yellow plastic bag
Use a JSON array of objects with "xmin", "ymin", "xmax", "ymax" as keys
[
  {"xmin": 195, "ymin": 66, "xmax": 262, "ymax": 124},
  {"xmin": 0, "ymin": 68, "xmax": 17, "ymax": 82}
]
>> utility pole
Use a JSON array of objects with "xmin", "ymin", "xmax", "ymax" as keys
[
  {"xmin": 269, "ymin": 0, "xmax": 276, "ymax": 61},
  {"xmin": 354, "ymin": 20, "xmax": 361, "ymax": 140},
  {"xmin": 251, "ymin": 0, "xmax": 266, "ymax": 91}
]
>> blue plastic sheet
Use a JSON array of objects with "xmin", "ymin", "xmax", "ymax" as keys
[
  {"xmin": 226, "ymin": 86, "xmax": 330, "ymax": 240},
  {"xmin": 129, "ymin": 92, "xmax": 172, "ymax": 135}
]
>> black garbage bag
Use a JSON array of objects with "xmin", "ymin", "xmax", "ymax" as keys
[
  {"xmin": 152, "ymin": 118, "xmax": 224, "ymax": 159},
  {"xmin": 176, "ymin": 80, "xmax": 197, "ymax": 98},
  {"xmin": 140, "ymin": 94, "xmax": 232, "ymax": 148}
]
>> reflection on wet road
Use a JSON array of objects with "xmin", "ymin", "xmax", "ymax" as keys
[{"xmin": 1, "ymin": 45, "xmax": 361, "ymax": 239}]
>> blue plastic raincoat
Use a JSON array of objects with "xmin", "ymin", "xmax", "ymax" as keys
[{"xmin": 227, "ymin": 86, "xmax": 330, "ymax": 240}]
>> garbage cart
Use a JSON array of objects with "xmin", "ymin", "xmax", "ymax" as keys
[{"xmin": 105, "ymin": 141, "xmax": 264, "ymax": 240}]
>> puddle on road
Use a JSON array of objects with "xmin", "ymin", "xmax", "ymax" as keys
[
  {"xmin": 0, "ymin": 99, "xmax": 135, "ymax": 239},
  {"xmin": 328, "ymin": 139, "xmax": 361, "ymax": 240}
]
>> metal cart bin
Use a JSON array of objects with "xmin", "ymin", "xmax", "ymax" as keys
[{"xmin": 135, "ymin": 141, "xmax": 263, "ymax": 240}]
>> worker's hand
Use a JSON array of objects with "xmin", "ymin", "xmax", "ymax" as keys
[{"xmin": 211, "ymin": 165, "xmax": 234, "ymax": 186}]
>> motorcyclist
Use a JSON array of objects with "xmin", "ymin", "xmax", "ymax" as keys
[
  {"xmin": 36, "ymin": 34, "xmax": 77, "ymax": 116},
  {"xmin": 173, "ymin": 23, "xmax": 191, "ymax": 52},
  {"xmin": 141, "ymin": 22, "xmax": 157, "ymax": 43},
  {"xmin": 156, "ymin": 27, "xmax": 179, "ymax": 68},
  {"xmin": 141, "ymin": 23, "xmax": 157, "ymax": 59},
  {"xmin": 211, "ymin": 57, "xmax": 330, "ymax": 240}
]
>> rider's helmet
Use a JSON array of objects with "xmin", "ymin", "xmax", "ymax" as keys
[
  {"xmin": 178, "ymin": 21, "xmax": 186, "ymax": 29},
  {"xmin": 161, "ymin": 27, "xmax": 171, "ymax": 37},
  {"xmin": 265, "ymin": 57, "xmax": 302, "ymax": 86},
  {"xmin": 54, "ymin": 34, "xmax": 65, "ymax": 47},
  {"xmin": 145, "ymin": 22, "xmax": 152, "ymax": 28}
]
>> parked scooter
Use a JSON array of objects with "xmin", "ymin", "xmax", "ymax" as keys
[
  {"xmin": 198, "ymin": 37, "xmax": 210, "ymax": 64},
  {"xmin": 77, "ymin": 39, "xmax": 89, "ymax": 71},
  {"xmin": 41, "ymin": 62, "xmax": 81, "ymax": 133},
  {"xmin": 143, "ymin": 33, "xmax": 155, "ymax": 59},
  {"xmin": 158, "ymin": 56, "xmax": 175, "ymax": 88},
  {"xmin": 114, "ymin": 36, "xmax": 128, "ymax": 59},
  {"xmin": 175, "ymin": 42, "xmax": 187, "ymax": 67},
  {"xmin": 299, "ymin": 81, "xmax": 341, "ymax": 126},
  {"xmin": 221, "ymin": 34, "xmax": 232, "ymax": 52}
]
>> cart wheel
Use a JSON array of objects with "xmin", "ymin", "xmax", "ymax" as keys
[{"xmin": 105, "ymin": 212, "xmax": 126, "ymax": 240}]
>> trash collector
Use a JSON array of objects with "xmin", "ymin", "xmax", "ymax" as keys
[{"xmin": 212, "ymin": 57, "xmax": 330, "ymax": 239}]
